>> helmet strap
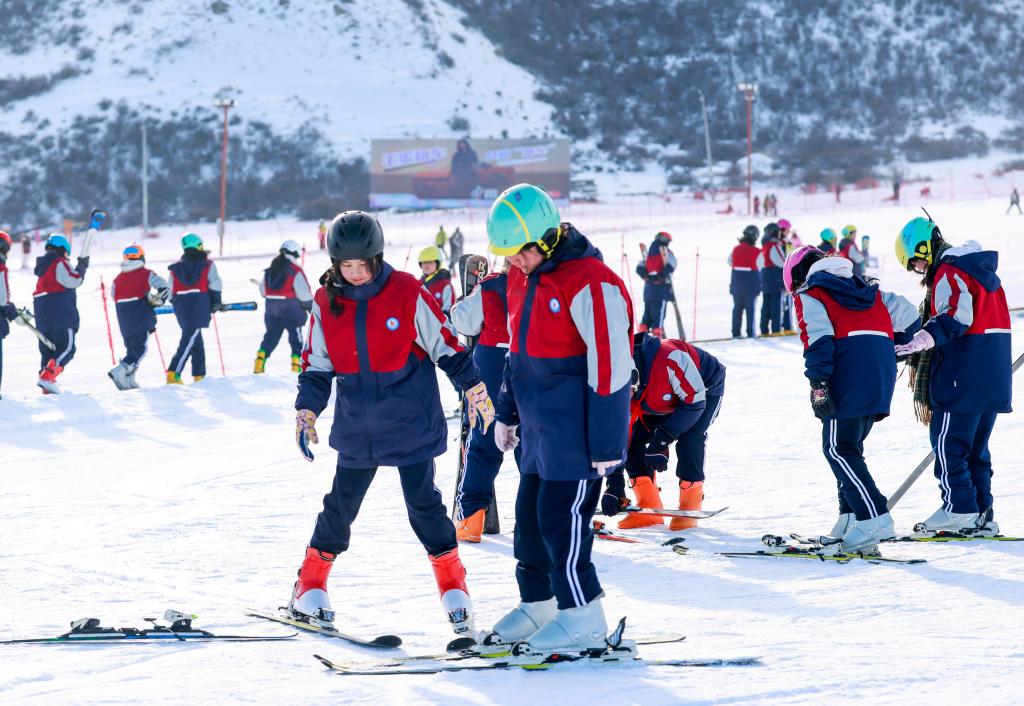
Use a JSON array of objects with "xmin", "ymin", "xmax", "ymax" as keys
[{"xmin": 535, "ymin": 224, "xmax": 564, "ymax": 260}]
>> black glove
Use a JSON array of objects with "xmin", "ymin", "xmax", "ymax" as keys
[
  {"xmin": 211, "ymin": 302, "xmax": 225, "ymax": 313},
  {"xmin": 644, "ymin": 427, "xmax": 675, "ymax": 472},
  {"xmin": 210, "ymin": 291, "xmax": 224, "ymax": 313},
  {"xmin": 601, "ymin": 490, "xmax": 629, "ymax": 517},
  {"xmin": 76, "ymin": 256, "xmax": 90, "ymax": 272},
  {"xmin": 0, "ymin": 303, "xmax": 17, "ymax": 321},
  {"xmin": 810, "ymin": 379, "xmax": 836, "ymax": 419}
]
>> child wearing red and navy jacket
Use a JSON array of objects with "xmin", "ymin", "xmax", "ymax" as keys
[
  {"xmin": 32, "ymin": 234, "xmax": 89, "ymax": 393},
  {"xmin": 895, "ymin": 238, "xmax": 1012, "ymax": 533},
  {"xmin": 603, "ymin": 332, "xmax": 726, "ymax": 532},
  {"xmin": 449, "ymin": 267, "xmax": 522, "ymax": 542},
  {"xmin": 493, "ymin": 223, "xmax": 633, "ymax": 633},
  {"xmin": 839, "ymin": 225, "xmax": 866, "ymax": 277},
  {"xmin": 108, "ymin": 244, "xmax": 169, "ymax": 390},
  {"xmin": 790, "ymin": 250, "xmax": 920, "ymax": 552},
  {"xmin": 166, "ymin": 233, "xmax": 222, "ymax": 383},
  {"xmin": 255, "ymin": 240, "xmax": 313, "ymax": 374},
  {"xmin": 418, "ymin": 246, "xmax": 455, "ymax": 317},
  {"xmin": 757, "ymin": 223, "xmax": 786, "ymax": 335},
  {"xmin": 290, "ymin": 211, "xmax": 494, "ymax": 639},
  {"xmin": 0, "ymin": 232, "xmax": 20, "ymax": 397},
  {"xmin": 729, "ymin": 226, "xmax": 762, "ymax": 338},
  {"xmin": 635, "ymin": 231, "xmax": 676, "ymax": 337}
]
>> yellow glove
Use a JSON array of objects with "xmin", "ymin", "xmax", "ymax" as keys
[{"xmin": 465, "ymin": 382, "xmax": 494, "ymax": 434}]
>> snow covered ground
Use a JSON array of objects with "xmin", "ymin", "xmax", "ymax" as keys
[{"xmin": 1, "ymin": 196, "xmax": 1022, "ymax": 704}]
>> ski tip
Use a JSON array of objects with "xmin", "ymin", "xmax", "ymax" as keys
[
  {"xmin": 662, "ymin": 537, "xmax": 686, "ymax": 547},
  {"xmin": 446, "ymin": 636, "xmax": 477, "ymax": 652},
  {"xmin": 313, "ymin": 653, "xmax": 335, "ymax": 669},
  {"xmin": 372, "ymin": 635, "xmax": 403, "ymax": 648}
]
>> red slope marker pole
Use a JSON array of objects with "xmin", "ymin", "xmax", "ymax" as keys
[{"xmin": 99, "ymin": 275, "xmax": 117, "ymax": 365}]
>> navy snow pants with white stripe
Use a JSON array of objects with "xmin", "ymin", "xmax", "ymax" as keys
[
  {"xmin": 514, "ymin": 474, "xmax": 603, "ymax": 610},
  {"xmin": 820, "ymin": 417, "xmax": 888, "ymax": 521},
  {"xmin": 929, "ymin": 411, "xmax": 996, "ymax": 515},
  {"xmin": 169, "ymin": 327, "xmax": 206, "ymax": 377},
  {"xmin": 39, "ymin": 327, "xmax": 76, "ymax": 370}
]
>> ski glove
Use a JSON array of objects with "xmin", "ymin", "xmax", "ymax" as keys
[
  {"xmin": 494, "ymin": 421, "xmax": 519, "ymax": 452},
  {"xmin": 76, "ymin": 256, "xmax": 90, "ymax": 273},
  {"xmin": 148, "ymin": 288, "xmax": 170, "ymax": 307},
  {"xmin": 295, "ymin": 409, "xmax": 319, "ymax": 462},
  {"xmin": 600, "ymin": 491, "xmax": 629, "ymax": 517},
  {"xmin": 465, "ymin": 381, "xmax": 495, "ymax": 433},
  {"xmin": 591, "ymin": 459, "xmax": 622, "ymax": 477},
  {"xmin": 894, "ymin": 329, "xmax": 934, "ymax": 357},
  {"xmin": 809, "ymin": 379, "xmax": 836, "ymax": 419},
  {"xmin": 644, "ymin": 427, "xmax": 675, "ymax": 472},
  {"xmin": 0, "ymin": 303, "xmax": 16, "ymax": 321}
]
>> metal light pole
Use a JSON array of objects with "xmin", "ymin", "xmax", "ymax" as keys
[
  {"xmin": 736, "ymin": 83, "xmax": 758, "ymax": 214},
  {"xmin": 697, "ymin": 90, "xmax": 714, "ymax": 196},
  {"xmin": 214, "ymin": 99, "xmax": 235, "ymax": 257},
  {"xmin": 141, "ymin": 123, "xmax": 149, "ymax": 236}
]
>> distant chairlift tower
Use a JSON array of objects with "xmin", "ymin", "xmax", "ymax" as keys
[{"xmin": 736, "ymin": 83, "xmax": 757, "ymax": 215}]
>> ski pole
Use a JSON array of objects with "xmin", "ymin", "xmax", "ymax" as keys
[
  {"xmin": 152, "ymin": 329, "xmax": 167, "ymax": 372},
  {"xmin": 99, "ymin": 275, "xmax": 117, "ymax": 365},
  {"xmin": 212, "ymin": 313, "xmax": 227, "ymax": 377},
  {"xmin": 887, "ymin": 351, "xmax": 1024, "ymax": 510},
  {"xmin": 301, "ymin": 244, "xmax": 306, "ymax": 270},
  {"xmin": 403, "ymin": 244, "xmax": 412, "ymax": 272},
  {"xmin": 691, "ymin": 247, "xmax": 700, "ymax": 341}
]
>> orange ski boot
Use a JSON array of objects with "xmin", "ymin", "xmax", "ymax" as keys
[
  {"xmin": 617, "ymin": 476, "xmax": 664, "ymax": 529},
  {"xmin": 669, "ymin": 480, "xmax": 704, "ymax": 531},
  {"xmin": 456, "ymin": 509, "xmax": 486, "ymax": 543}
]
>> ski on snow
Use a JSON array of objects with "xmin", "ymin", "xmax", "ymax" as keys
[
  {"xmin": 245, "ymin": 608, "xmax": 402, "ymax": 649},
  {"xmin": 592, "ymin": 520, "xmax": 689, "ymax": 553},
  {"xmin": 609, "ymin": 506, "xmax": 727, "ymax": 520},
  {"xmin": 735, "ymin": 535, "xmax": 926, "ymax": 564},
  {"xmin": 1, "ymin": 610, "xmax": 295, "ymax": 644}
]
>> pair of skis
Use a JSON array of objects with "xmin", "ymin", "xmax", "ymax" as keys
[{"xmin": 450, "ymin": 253, "xmax": 499, "ymax": 535}]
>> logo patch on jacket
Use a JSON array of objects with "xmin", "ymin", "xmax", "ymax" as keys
[
  {"xmin": 548, "ymin": 297, "xmax": 561, "ymax": 313},
  {"xmin": 663, "ymin": 393, "xmax": 673, "ymax": 401},
  {"xmin": 386, "ymin": 317, "xmax": 400, "ymax": 331}
]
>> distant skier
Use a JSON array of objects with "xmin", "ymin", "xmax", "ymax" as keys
[
  {"xmin": 166, "ymin": 233, "xmax": 223, "ymax": 384},
  {"xmin": 0, "ymin": 231, "xmax": 20, "ymax": 398},
  {"xmin": 753, "ymin": 195, "xmax": 760, "ymax": 216},
  {"xmin": 785, "ymin": 245, "xmax": 920, "ymax": 553},
  {"xmin": 894, "ymin": 217, "xmax": 1011, "ymax": 535},
  {"xmin": 818, "ymin": 227, "xmax": 837, "ymax": 254},
  {"xmin": 32, "ymin": 233, "xmax": 89, "ymax": 394},
  {"xmin": 254, "ymin": 240, "xmax": 313, "ymax": 375},
  {"xmin": 777, "ymin": 218, "xmax": 798, "ymax": 332},
  {"xmin": 728, "ymin": 225, "xmax": 761, "ymax": 338},
  {"xmin": 1008, "ymin": 188, "xmax": 1022, "ymax": 215},
  {"xmin": 289, "ymin": 210, "xmax": 494, "ymax": 639},
  {"xmin": 418, "ymin": 246, "xmax": 455, "ymax": 317},
  {"xmin": 838, "ymin": 225, "xmax": 866, "ymax": 276},
  {"xmin": 635, "ymin": 231, "xmax": 676, "ymax": 337},
  {"xmin": 318, "ymin": 219, "xmax": 327, "ymax": 250},
  {"xmin": 448, "ymin": 227, "xmax": 464, "ymax": 273},
  {"xmin": 108, "ymin": 244, "xmax": 169, "ymax": 390},
  {"xmin": 449, "ymin": 260, "xmax": 521, "ymax": 542},
  {"xmin": 757, "ymin": 222, "xmax": 786, "ymax": 335},
  {"xmin": 485, "ymin": 183, "xmax": 633, "ymax": 653},
  {"xmin": 603, "ymin": 332, "xmax": 726, "ymax": 532},
  {"xmin": 435, "ymin": 226, "xmax": 448, "ymax": 261}
]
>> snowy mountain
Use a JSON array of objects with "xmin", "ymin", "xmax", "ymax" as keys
[{"xmin": 0, "ymin": 0, "xmax": 557, "ymax": 226}]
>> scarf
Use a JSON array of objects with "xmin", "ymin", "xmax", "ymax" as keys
[{"xmin": 906, "ymin": 241, "xmax": 952, "ymax": 425}]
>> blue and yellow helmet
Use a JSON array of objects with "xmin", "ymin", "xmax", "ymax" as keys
[
  {"xmin": 486, "ymin": 183, "xmax": 561, "ymax": 256},
  {"xmin": 895, "ymin": 217, "xmax": 939, "ymax": 270}
]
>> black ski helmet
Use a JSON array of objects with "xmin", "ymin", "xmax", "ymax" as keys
[
  {"xmin": 327, "ymin": 211, "xmax": 384, "ymax": 261},
  {"xmin": 763, "ymin": 222, "xmax": 780, "ymax": 241},
  {"xmin": 741, "ymin": 225, "xmax": 759, "ymax": 244}
]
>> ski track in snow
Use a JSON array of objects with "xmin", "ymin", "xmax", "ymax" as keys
[{"xmin": 1, "ymin": 197, "xmax": 1022, "ymax": 705}]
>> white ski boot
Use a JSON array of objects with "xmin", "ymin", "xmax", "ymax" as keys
[
  {"xmin": 914, "ymin": 507, "xmax": 983, "ymax": 534},
  {"xmin": 828, "ymin": 512, "xmax": 855, "ymax": 540},
  {"xmin": 516, "ymin": 597, "xmax": 608, "ymax": 655},
  {"xmin": 126, "ymin": 365, "xmax": 141, "ymax": 389},
  {"xmin": 107, "ymin": 362, "xmax": 134, "ymax": 391},
  {"xmin": 482, "ymin": 598, "xmax": 557, "ymax": 646},
  {"xmin": 830, "ymin": 512, "xmax": 895, "ymax": 554},
  {"xmin": 974, "ymin": 509, "xmax": 999, "ymax": 536}
]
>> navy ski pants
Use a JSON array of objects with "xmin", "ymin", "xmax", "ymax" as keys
[
  {"xmin": 514, "ymin": 473, "xmax": 603, "ymax": 610},
  {"xmin": 260, "ymin": 319, "xmax": 303, "ymax": 357},
  {"xmin": 310, "ymin": 459, "xmax": 457, "ymax": 557},
  {"xmin": 39, "ymin": 327, "xmax": 76, "ymax": 370},
  {"xmin": 731, "ymin": 294, "xmax": 757, "ymax": 338},
  {"xmin": 169, "ymin": 327, "xmax": 205, "ymax": 377},
  {"xmin": 121, "ymin": 331, "xmax": 148, "ymax": 367},
  {"xmin": 640, "ymin": 300, "xmax": 668, "ymax": 334},
  {"xmin": 760, "ymin": 291, "xmax": 782, "ymax": 335},
  {"xmin": 782, "ymin": 294, "xmax": 793, "ymax": 331},
  {"xmin": 929, "ymin": 411, "xmax": 997, "ymax": 515},
  {"xmin": 820, "ymin": 416, "xmax": 888, "ymax": 520},
  {"xmin": 0, "ymin": 337, "xmax": 5, "ymax": 393}
]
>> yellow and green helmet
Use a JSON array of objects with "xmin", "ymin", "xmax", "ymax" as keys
[
  {"xmin": 486, "ymin": 183, "xmax": 561, "ymax": 256},
  {"xmin": 895, "ymin": 217, "xmax": 939, "ymax": 270}
]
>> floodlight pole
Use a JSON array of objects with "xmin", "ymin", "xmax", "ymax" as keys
[
  {"xmin": 214, "ymin": 99, "xmax": 236, "ymax": 257},
  {"xmin": 736, "ymin": 83, "xmax": 757, "ymax": 214}
]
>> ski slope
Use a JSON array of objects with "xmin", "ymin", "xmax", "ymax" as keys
[{"xmin": 1, "ymin": 197, "xmax": 1022, "ymax": 705}]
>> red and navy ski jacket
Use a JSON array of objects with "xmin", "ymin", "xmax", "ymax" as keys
[
  {"xmin": 635, "ymin": 240, "xmax": 676, "ymax": 303},
  {"xmin": 297, "ymin": 262, "xmax": 480, "ymax": 468},
  {"xmin": 757, "ymin": 235, "xmax": 786, "ymax": 294},
  {"xmin": 632, "ymin": 333, "xmax": 726, "ymax": 439},
  {"xmin": 839, "ymin": 238, "xmax": 866, "ymax": 276},
  {"xmin": 168, "ymin": 252, "xmax": 223, "ymax": 329},
  {"xmin": 111, "ymin": 261, "xmax": 169, "ymax": 337},
  {"xmin": 0, "ymin": 260, "xmax": 14, "ymax": 338},
  {"xmin": 260, "ymin": 260, "xmax": 313, "ymax": 327},
  {"xmin": 449, "ymin": 271, "xmax": 510, "ymax": 397},
  {"xmin": 421, "ymin": 269, "xmax": 455, "ymax": 316},
  {"xmin": 32, "ymin": 251, "xmax": 86, "ymax": 331},
  {"xmin": 818, "ymin": 240, "xmax": 837, "ymax": 254},
  {"xmin": 795, "ymin": 258, "xmax": 920, "ymax": 419},
  {"xmin": 728, "ymin": 243, "xmax": 761, "ymax": 298},
  {"xmin": 496, "ymin": 226, "xmax": 634, "ymax": 480},
  {"xmin": 924, "ymin": 242, "xmax": 1012, "ymax": 414}
]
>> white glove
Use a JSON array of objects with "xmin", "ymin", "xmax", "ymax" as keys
[
  {"xmin": 591, "ymin": 459, "xmax": 622, "ymax": 477},
  {"xmin": 494, "ymin": 421, "xmax": 519, "ymax": 452},
  {"xmin": 465, "ymin": 381, "xmax": 495, "ymax": 434},
  {"xmin": 894, "ymin": 329, "xmax": 935, "ymax": 357}
]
